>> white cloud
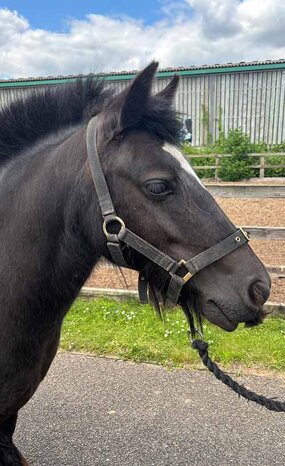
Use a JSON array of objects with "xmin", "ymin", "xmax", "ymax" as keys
[
  {"xmin": 238, "ymin": 0, "xmax": 285, "ymax": 47},
  {"xmin": 0, "ymin": 1, "xmax": 284, "ymax": 79},
  {"xmin": 0, "ymin": 8, "xmax": 28, "ymax": 47},
  {"xmin": 186, "ymin": 0, "xmax": 241, "ymax": 39}
]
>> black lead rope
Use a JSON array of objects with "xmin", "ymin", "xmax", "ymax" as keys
[{"xmin": 189, "ymin": 327, "xmax": 285, "ymax": 412}]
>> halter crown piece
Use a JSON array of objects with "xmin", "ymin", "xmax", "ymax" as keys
[{"xmin": 86, "ymin": 115, "xmax": 285, "ymax": 412}]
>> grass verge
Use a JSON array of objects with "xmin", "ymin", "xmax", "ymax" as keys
[{"xmin": 61, "ymin": 297, "xmax": 285, "ymax": 371}]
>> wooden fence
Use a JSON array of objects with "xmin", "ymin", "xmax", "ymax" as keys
[
  {"xmin": 205, "ymin": 183, "xmax": 285, "ymax": 198},
  {"xmin": 241, "ymin": 227, "xmax": 285, "ymax": 278},
  {"xmin": 241, "ymin": 226, "xmax": 285, "ymax": 240},
  {"xmin": 186, "ymin": 152, "xmax": 285, "ymax": 179}
]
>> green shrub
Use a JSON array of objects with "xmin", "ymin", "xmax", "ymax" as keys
[
  {"xmin": 215, "ymin": 128, "xmax": 251, "ymax": 156},
  {"xmin": 183, "ymin": 144, "xmax": 213, "ymax": 155},
  {"xmin": 183, "ymin": 144, "xmax": 216, "ymax": 178},
  {"xmin": 182, "ymin": 133, "xmax": 285, "ymax": 180},
  {"xmin": 249, "ymin": 141, "xmax": 268, "ymax": 153},
  {"xmin": 218, "ymin": 158, "xmax": 255, "ymax": 181},
  {"xmin": 189, "ymin": 156, "xmax": 215, "ymax": 178},
  {"xmin": 215, "ymin": 129, "xmax": 253, "ymax": 180},
  {"xmin": 270, "ymin": 142, "xmax": 285, "ymax": 152},
  {"xmin": 265, "ymin": 155, "xmax": 285, "ymax": 177},
  {"xmin": 195, "ymin": 169, "xmax": 215, "ymax": 178}
]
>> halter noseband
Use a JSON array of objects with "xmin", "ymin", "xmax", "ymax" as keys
[{"xmin": 86, "ymin": 116, "xmax": 249, "ymax": 305}]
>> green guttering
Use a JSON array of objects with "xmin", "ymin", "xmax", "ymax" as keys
[
  {"xmin": 105, "ymin": 62, "xmax": 285, "ymax": 80},
  {"xmin": 0, "ymin": 77, "xmax": 78, "ymax": 88},
  {"xmin": 1, "ymin": 62, "xmax": 285, "ymax": 88}
]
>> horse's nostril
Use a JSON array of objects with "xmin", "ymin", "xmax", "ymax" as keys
[{"xmin": 249, "ymin": 281, "xmax": 270, "ymax": 306}]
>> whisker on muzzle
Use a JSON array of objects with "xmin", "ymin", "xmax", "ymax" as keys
[{"xmin": 244, "ymin": 307, "xmax": 269, "ymax": 327}]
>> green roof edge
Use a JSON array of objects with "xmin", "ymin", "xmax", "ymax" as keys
[
  {"xmin": 106, "ymin": 62, "xmax": 285, "ymax": 80},
  {"xmin": 0, "ymin": 62, "xmax": 285, "ymax": 88}
]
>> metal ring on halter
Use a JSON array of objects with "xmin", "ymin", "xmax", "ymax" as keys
[{"xmin": 102, "ymin": 215, "xmax": 126, "ymax": 242}]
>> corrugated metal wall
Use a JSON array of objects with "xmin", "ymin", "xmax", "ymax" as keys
[
  {"xmin": 107, "ymin": 69, "xmax": 285, "ymax": 146},
  {"xmin": 0, "ymin": 87, "xmax": 31, "ymax": 106},
  {"xmin": 1, "ymin": 68, "xmax": 285, "ymax": 146}
]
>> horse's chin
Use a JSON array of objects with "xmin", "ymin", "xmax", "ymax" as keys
[
  {"xmin": 142, "ymin": 266, "xmax": 239, "ymax": 332},
  {"xmin": 184, "ymin": 293, "xmax": 266, "ymax": 333},
  {"xmin": 200, "ymin": 300, "xmax": 239, "ymax": 332},
  {"xmin": 180, "ymin": 296, "xmax": 239, "ymax": 332},
  {"xmin": 138, "ymin": 262, "xmax": 266, "ymax": 333}
]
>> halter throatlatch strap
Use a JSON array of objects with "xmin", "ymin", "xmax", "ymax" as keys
[{"xmin": 86, "ymin": 115, "xmax": 249, "ymax": 304}]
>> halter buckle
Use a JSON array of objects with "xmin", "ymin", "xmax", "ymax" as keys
[{"xmin": 177, "ymin": 259, "xmax": 193, "ymax": 283}]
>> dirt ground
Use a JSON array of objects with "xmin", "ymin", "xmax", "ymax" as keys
[
  {"xmin": 217, "ymin": 198, "xmax": 285, "ymax": 227},
  {"xmin": 85, "ymin": 197, "xmax": 285, "ymax": 303}
]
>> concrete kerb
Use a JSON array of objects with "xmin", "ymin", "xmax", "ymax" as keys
[{"xmin": 80, "ymin": 286, "xmax": 285, "ymax": 316}]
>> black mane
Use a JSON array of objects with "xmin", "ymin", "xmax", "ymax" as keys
[
  {"xmin": 0, "ymin": 75, "xmax": 182, "ymax": 166},
  {"xmin": 0, "ymin": 76, "xmax": 111, "ymax": 165}
]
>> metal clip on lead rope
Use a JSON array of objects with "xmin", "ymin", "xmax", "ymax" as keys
[{"xmin": 188, "ymin": 327, "xmax": 204, "ymax": 344}]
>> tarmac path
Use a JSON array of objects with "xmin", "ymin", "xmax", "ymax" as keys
[{"xmin": 15, "ymin": 353, "xmax": 285, "ymax": 466}]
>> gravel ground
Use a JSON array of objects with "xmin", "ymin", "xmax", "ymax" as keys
[
  {"xmin": 15, "ymin": 353, "xmax": 285, "ymax": 466},
  {"xmin": 217, "ymin": 198, "xmax": 285, "ymax": 227}
]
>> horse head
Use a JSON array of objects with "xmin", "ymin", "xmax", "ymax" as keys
[{"xmin": 89, "ymin": 62, "xmax": 271, "ymax": 332}]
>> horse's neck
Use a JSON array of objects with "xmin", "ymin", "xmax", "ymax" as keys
[{"xmin": 1, "ymin": 127, "xmax": 104, "ymax": 320}]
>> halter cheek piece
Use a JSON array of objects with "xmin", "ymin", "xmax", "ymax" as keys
[{"xmin": 86, "ymin": 116, "xmax": 249, "ymax": 305}]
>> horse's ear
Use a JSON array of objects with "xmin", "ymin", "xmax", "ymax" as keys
[
  {"xmin": 119, "ymin": 61, "xmax": 159, "ymax": 131},
  {"xmin": 156, "ymin": 75, "xmax": 179, "ymax": 102}
]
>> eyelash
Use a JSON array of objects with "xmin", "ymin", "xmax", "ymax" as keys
[{"xmin": 145, "ymin": 180, "xmax": 171, "ymax": 196}]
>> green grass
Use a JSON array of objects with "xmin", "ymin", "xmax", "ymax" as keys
[{"xmin": 61, "ymin": 297, "xmax": 285, "ymax": 371}]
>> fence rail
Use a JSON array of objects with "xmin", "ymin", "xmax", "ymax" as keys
[
  {"xmin": 186, "ymin": 152, "xmax": 285, "ymax": 179},
  {"xmin": 241, "ymin": 226, "xmax": 285, "ymax": 240},
  {"xmin": 205, "ymin": 183, "xmax": 285, "ymax": 198}
]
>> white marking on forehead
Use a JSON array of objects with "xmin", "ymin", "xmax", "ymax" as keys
[{"xmin": 162, "ymin": 142, "xmax": 204, "ymax": 187}]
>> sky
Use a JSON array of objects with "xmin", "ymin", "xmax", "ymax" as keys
[
  {"xmin": 0, "ymin": 0, "xmax": 284, "ymax": 79},
  {"xmin": 2, "ymin": 1, "xmax": 166, "ymax": 31}
]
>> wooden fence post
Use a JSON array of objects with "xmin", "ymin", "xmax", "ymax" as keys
[
  {"xmin": 260, "ymin": 155, "xmax": 265, "ymax": 178},
  {"xmin": 214, "ymin": 155, "xmax": 220, "ymax": 180}
]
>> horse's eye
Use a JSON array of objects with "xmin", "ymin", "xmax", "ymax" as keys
[{"xmin": 145, "ymin": 180, "xmax": 170, "ymax": 196}]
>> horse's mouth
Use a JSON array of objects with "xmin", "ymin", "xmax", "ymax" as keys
[
  {"xmin": 180, "ymin": 290, "xmax": 239, "ymax": 332},
  {"xmin": 200, "ymin": 299, "xmax": 267, "ymax": 332},
  {"xmin": 201, "ymin": 300, "xmax": 239, "ymax": 332},
  {"xmin": 138, "ymin": 263, "xmax": 267, "ymax": 333}
]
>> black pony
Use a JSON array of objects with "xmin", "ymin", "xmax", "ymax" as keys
[{"xmin": 0, "ymin": 62, "xmax": 270, "ymax": 464}]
